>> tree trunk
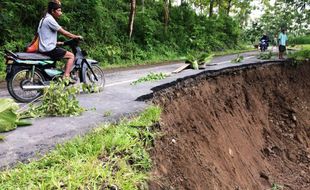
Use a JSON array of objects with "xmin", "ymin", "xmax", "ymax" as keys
[
  {"xmin": 217, "ymin": 0, "xmax": 223, "ymax": 15},
  {"xmin": 163, "ymin": 0, "xmax": 169, "ymax": 33},
  {"xmin": 209, "ymin": 0, "xmax": 214, "ymax": 17},
  {"xmin": 226, "ymin": 0, "xmax": 232, "ymax": 15},
  {"xmin": 141, "ymin": 0, "xmax": 145, "ymax": 13},
  {"xmin": 128, "ymin": 0, "xmax": 136, "ymax": 38}
]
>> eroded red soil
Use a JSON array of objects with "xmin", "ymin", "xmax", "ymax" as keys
[{"xmin": 150, "ymin": 62, "xmax": 310, "ymax": 190}]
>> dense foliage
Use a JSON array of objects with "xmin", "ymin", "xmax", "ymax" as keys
[
  {"xmin": 0, "ymin": 1, "xmax": 244, "ymax": 70},
  {"xmin": 289, "ymin": 35, "xmax": 310, "ymax": 45}
]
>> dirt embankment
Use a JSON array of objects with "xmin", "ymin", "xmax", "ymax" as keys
[{"xmin": 149, "ymin": 62, "xmax": 310, "ymax": 190}]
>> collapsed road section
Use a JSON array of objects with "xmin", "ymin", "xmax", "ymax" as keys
[{"xmin": 148, "ymin": 61, "xmax": 310, "ymax": 190}]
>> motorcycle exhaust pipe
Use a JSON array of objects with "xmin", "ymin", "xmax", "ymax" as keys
[{"xmin": 22, "ymin": 85, "xmax": 49, "ymax": 91}]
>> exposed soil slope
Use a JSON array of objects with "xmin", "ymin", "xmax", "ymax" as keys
[{"xmin": 149, "ymin": 62, "xmax": 310, "ymax": 190}]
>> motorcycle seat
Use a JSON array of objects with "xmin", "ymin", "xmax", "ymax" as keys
[{"xmin": 15, "ymin": 52, "xmax": 52, "ymax": 60}]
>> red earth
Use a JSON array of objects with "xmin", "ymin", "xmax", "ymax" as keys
[{"xmin": 149, "ymin": 62, "xmax": 310, "ymax": 190}]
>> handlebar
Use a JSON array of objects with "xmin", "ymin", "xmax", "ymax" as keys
[
  {"xmin": 4, "ymin": 50, "xmax": 18, "ymax": 59},
  {"xmin": 63, "ymin": 38, "xmax": 83, "ymax": 47}
]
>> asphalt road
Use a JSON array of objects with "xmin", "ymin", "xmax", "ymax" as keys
[{"xmin": 0, "ymin": 50, "xmax": 284, "ymax": 169}]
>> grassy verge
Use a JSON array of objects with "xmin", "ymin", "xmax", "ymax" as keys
[
  {"xmin": 213, "ymin": 47, "xmax": 256, "ymax": 56},
  {"xmin": 0, "ymin": 106, "xmax": 161, "ymax": 189},
  {"xmin": 99, "ymin": 47, "xmax": 256, "ymax": 70},
  {"xmin": 288, "ymin": 44, "xmax": 310, "ymax": 61},
  {"xmin": 288, "ymin": 44, "xmax": 310, "ymax": 50}
]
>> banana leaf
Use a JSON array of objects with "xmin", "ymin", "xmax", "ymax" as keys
[
  {"xmin": 202, "ymin": 54, "xmax": 214, "ymax": 64},
  {"xmin": 0, "ymin": 98, "xmax": 19, "ymax": 132}
]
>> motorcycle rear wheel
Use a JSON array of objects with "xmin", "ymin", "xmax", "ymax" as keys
[{"xmin": 7, "ymin": 68, "xmax": 45, "ymax": 103}]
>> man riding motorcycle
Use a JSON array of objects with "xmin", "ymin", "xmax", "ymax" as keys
[
  {"xmin": 38, "ymin": 1, "xmax": 82, "ymax": 79},
  {"xmin": 259, "ymin": 33, "xmax": 270, "ymax": 51}
]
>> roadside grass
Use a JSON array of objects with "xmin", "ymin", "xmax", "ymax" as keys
[
  {"xmin": 214, "ymin": 47, "xmax": 256, "ymax": 56},
  {"xmin": 289, "ymin": 44, "xmax": 310, "ymax": 50},
  {"xmin": 0, "ymin": 106, "xmax": 161, "ymax": 190},
  {"xmin": 0, "ymin": 47, "xmax": 256, "ymax": 81},
  {"xmin": 103, "ymin": 48, "xmax": 256, "ymax": 69},
  {"xmin": 288, "ymin": 44, "xmax": 310, "ymax": 61}
]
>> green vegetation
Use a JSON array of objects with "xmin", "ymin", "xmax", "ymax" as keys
[
  {"xmin": 131, "ymin": 72, "xmax": 169, "ymax": 85},
  {"xmin": 24, "ymin": 79, "xmax": 84, "ymax": 118},
  {"xmin": 257, "ymin": 51, "xmax": 273, "ymax": 60},
  {"xmin": 0, "ymin": 106, "xmax": 161, "ymax": 189},
  {"xmin": 214, "ymin": 47, "xmax": 255, "ymax": 56},
  {"xmin": 288, "ymin": 48, "xmax": 310, "ymax": 61},
  {"xmin": 289, "ymin": 35, "xmax": 310, "ymax": 45},
  {"xmin": 0, "ymin": 135, "xmax": 5, "ymax": 141},
  {"xmin": 0, "ymin": 79, "xmax": 91, "ymax": 133},
  {"xmin": 185, "ymin": 52, "xmax": 214, "ymax": 70},
  {"xmin": 103, "ymin": 111, "xmax": 113, "ymax": 117},
  {"xmin": 0, "ymin": 98, "xmax": 32, "ymax": 132},
  {"xmin": 271, "ymin": 183, "xmax": 284, "ymax": 190},
  {"xmin": 245, "ymin": 0, "xmax": 308, "ymax": 46},
  {"xmin": 231, "ymin": 54, "xmax": 244, "ymax": 63},
  {"xmin": 81, "ymin": 83, "xmax": 102, "ymax": 94}
]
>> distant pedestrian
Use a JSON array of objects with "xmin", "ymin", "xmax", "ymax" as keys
[{"xmin": 278, "ymin": 29, "xmax": 288, "ymax": 59}]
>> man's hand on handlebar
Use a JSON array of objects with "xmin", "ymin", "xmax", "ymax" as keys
[
  {"xmin": 57, "ymin": 41, "xmax": 64, "ymax": 46},
  {"xmin": 75, "ymin": 35, "xmax": 83, "ymax": 40}
]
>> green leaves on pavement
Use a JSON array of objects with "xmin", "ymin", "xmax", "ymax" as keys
[
  {"xmin": 257, "ymin": 51, "xmax": 273, "ymax": 60},
  {"xmin": 186, "ymin": 52, "xmax": 214, "ymax": 70},
  {"xmin": 24, "ymin": 79, "xmax": 84, "ymax": 118},
  {"xmin": 231, "ymin": 54, "xmax": 244, "ymax": 63},
  {"xmin": 131, "ymin": 72, "xmax": 169, "ymax": 85}
]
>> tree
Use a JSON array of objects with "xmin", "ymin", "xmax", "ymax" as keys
[
  {"xmin": 163, "ymin": 0, "xmax": 170, "ymax": 33},
  {"xmin": 226, "ymin": 0, "xmax": 233, "ymax": 15},
  {"xmin": 259, "ymin": 0, "xmax": 309, "ymax": 35},
  {"xmin": 128, "ymin": 0, "xmax": 137, "ymax": 38},
  {"xmin": 209, "ymin": 0, "xmax": 214, "ymax": 17}
]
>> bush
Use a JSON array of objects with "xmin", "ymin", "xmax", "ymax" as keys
[
  {"xmin": 288, "ymin": 49, "xmax": 310, "ymax": 61},
  {"xmin": 289, "ymin": 35, "xmax": 310, "ymax": 45}
]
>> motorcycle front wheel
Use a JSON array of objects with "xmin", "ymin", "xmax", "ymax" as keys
[
  {"xmin": 7, "ymin": 68, "xmax": 45, "ymax": 103},
  {"xmin": 81, "ymin": 65, "xmax": 105, "ymax": 92}
]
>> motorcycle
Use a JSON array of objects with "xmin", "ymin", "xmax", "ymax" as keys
[
  {"xmin": 4, "ymin": 38, "xmax": 105, "ymax": 103},
  {"xmin": 259, "ymin": 39, "xmax": 268, "ymax": 52}
]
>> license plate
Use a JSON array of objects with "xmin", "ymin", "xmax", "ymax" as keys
[
  {"xmin": 6, "ymin": 65, "xmax": 12, "ymax": 73},
  {"xmin": 5, "ymin": 60, "xmax": 13, "ymax": 64}
]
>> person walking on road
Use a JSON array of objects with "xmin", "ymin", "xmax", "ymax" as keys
[{"xmin": 278, "ymin": 29, "xmax": 288, "ymax": 59}]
